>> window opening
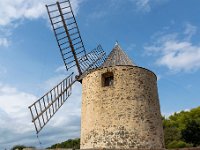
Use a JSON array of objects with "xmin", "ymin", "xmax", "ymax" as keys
[{"xmin": 102, "ymin": 72, "xmax": 114, "ymax": 87}]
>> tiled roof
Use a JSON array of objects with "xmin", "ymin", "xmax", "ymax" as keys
[{"xmin": 102, "ymin": 43, "xmax": 136, "ymax": 67}]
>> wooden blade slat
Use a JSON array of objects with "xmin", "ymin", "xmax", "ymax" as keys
[
  {"xmin": 42, "ymin": 98, "xmax": 49, "ymax": 121},
  {"xmin": 29, "ymin": 72, "xmax": 76, "ymax": 134},
  {"xmin": 39, "ymin": 102, "xmax": 45, "ymax": 125}
]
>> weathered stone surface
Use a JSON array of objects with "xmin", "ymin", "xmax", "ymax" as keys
[
  {"xmin": 81, "ymin": 66, "xmax": 164, "ymax": 149},
  {"xmin": 23, "ymin": 148, "xmax": 200, "ymax": 150}
]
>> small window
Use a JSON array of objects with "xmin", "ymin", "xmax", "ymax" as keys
[{"xmin": 102, "ymin": 72, "xmax": 114, "ymax": 87}]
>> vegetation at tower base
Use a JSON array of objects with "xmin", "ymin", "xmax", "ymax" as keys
[
  {"xmin": 47, "ymin": 138, "xmax": 80, "ymax": 149},
  {"xmin": 162, "ymin": 106, "xmax": 200, "ymax": 149},
  {"xmin": 11, "ymin": 145, "xmax": 35, "ymax": 150},
  {"xmin": 182, "ymin": 120, "xmax": 200, "ymax": 146}
]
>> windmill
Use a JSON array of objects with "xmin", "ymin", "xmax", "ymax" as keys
[
  {"xmin": 28, "ymin": 0, "xmax": 107, "ymax": 134},
  {"xmin": 28, "ymin": 0, "xmax": 165, "ymax": 149}
]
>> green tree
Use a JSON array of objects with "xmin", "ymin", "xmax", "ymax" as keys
[
  {"xmin": 11, "ymin": 145, "xmax": 26, "ymax": 150},
  {"xmin": 48, "ymin": 138, "xmax": 80, "ymax": 149},
  {"xmin": 167, "ymin": 140, "xmax": 192, "ymax": 149},
  {"xmin": 163, "ymin": 126, "xmax": 181, "ymax": 146},
  {"xmin": 182, "ymin": 120, "xmax": 200, "ymax": 146},
  {"xmin": 11, "ymin": 145, "xmax": 35, "ymax": 150},
  {"xmin": 162, "ymin": 106, "xmax": 200, "ymax": 148}
]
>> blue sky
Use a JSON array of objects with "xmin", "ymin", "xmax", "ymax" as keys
[{"xmin": 0, "ymin": 0, "xmax": 200, "ymax": 149}]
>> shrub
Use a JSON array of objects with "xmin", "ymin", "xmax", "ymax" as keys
[{"xmin": 167, "ymin": 140, "xmax": 193, "ymax": 149}]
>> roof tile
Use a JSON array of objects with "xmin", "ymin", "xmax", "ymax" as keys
[{"xmin": 102, "ymin": 43, "xmax": 136, "ymax": 67}]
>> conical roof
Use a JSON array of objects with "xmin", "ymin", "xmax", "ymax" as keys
[{"xmin": 102, "ymin": 43, "xmax": 136, "ymax": 67}]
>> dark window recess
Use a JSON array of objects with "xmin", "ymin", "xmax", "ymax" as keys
[{"xmin": 102, "ymin": 72, "xmax": 114, "ymax": 87}]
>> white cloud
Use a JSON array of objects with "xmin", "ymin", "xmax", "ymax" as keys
[
  {"xmin": 162, "ymin": 108, "xmax": 190, "ymax": 118},
  {"xmin": 42, "ymin": 74, "xmax": 67, "ymax": 92},
  {"xmin": 0, "ymin": 65, "xmax": 82, "ymax": 149},
  {"xmin": 0, "ymin": 0, "xmax": 82, "ymax": 26},
  {"xmin": 0, "ymin": 0, "xmax": 44, "ymax": 26},
  {"xmin": 129, "ymin": 0, "xmax": 169, "ymax": 12},
  {"xmin": 184, "ymin": 23, "xmax": 197, "ymax": 40},
  {"xmin": 0, "ymin": 83, "xmax": 37, "ymax": 115},
  {"xmin": 42, "ymin": 65, "xmax": 78, "ymax": 91},
  {"xmin": 0, "ymin": 0, "xmax": 83, "ymax": 48},
  {"xmin": 0, "ymin": 38, "xmax": 9, "ymax": 47},
  {"xmin": 135, "ymin": 0, "xmax": 151, "ymax": 12},
  {"xmin": 144, "ymin": 23, "xmax": 200, "ymax": 72},
  {"xmin": 0, "ymin": 83, "xmax": 37, "ymax": 149}
]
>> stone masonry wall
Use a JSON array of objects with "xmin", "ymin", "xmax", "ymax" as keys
[
  {"xmin": 23, "ymin": 148, "xmax": 200, "ymax": 150},
  {"xmin": 81, "ymin": 66, "xmax": 164, "ymax": 149}
]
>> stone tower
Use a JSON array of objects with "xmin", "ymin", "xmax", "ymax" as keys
[{"xmin": 80, "ymin": 43, "xmax": 165, "ymax": 149}]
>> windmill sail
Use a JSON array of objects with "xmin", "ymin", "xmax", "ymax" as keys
[
  {"xmin": 46, "ymin": 1, "xmax": 107, "ymax": 77},
  {"xmin": 78, "ymin": 45, "xmax": 107, "ymax": 79},
  {"xmin": 28, "ymin": 0, "xmax": 107, "ymax": 134},
  {"xmin": 28, "ymin": 73, "xmax": 75, "ymax": 134},
  {"xmin": 46, "ymin": 1, "xmax": 86, "ymax": 74}
]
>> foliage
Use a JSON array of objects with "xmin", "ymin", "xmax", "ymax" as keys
[
  {"xmin": 163, "ymin": 126, "xmax": 181, "ymax": 146},
  {"xmin": 163, "ymin": 106, "xmax": 200, "ymax": 149},
  {"xmin": 167, "ymin": 140, "xmax": 192, "ymax": 149},
  {"xmin": 182, "ymin": 120, "xmax": 200, "ymax": 146},
  {"xmin": 48, "ymin": 138, "xmax": 80, "ymax": 149},
  {"xmin": 11, "ymin": 145, "xmax": 35, "ymax": 150},
  {"xmin": 11, "ymin": 145, "xmax": 26, "ymax": 150}
]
